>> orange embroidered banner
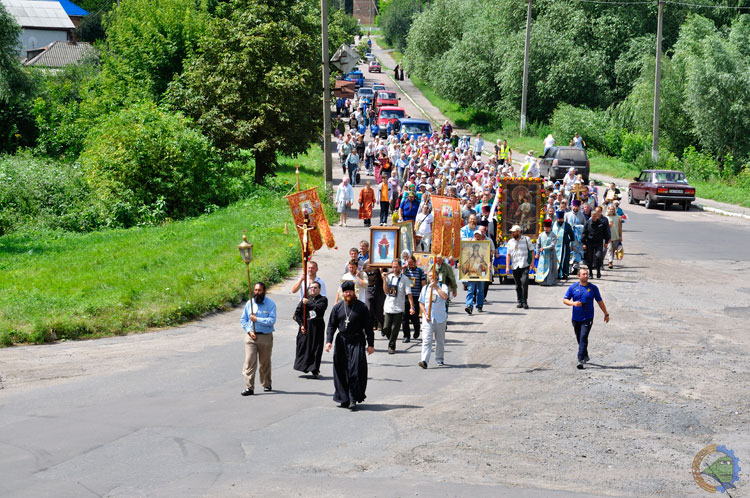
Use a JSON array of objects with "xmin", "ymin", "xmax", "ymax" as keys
[
  {"xmin": 430, "ymin": 195, "xmax": 461, "ymax": 258},
  {"xmin": 286, "ymin": 188, "xmax": 336, "ymax": 251}
]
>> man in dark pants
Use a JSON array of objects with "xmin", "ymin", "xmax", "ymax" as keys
[
  {"xmin": 505, "ymin": 225, "xmax": 535, "ymax": 309},
  {"xmin": 402, "ymin": 255, "xmax": 426, "ymax": 343},
  {"xmin": 582, "ymin": 209, "xmax": 610, "ymax": 279},
  {"xmin": 563, "ymin": 267, "xmax": 610, "ymax": 369}
]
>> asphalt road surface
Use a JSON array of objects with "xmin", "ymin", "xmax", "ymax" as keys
[{"xmin": 1, "ymin": 57, "xmax": 749, "ymax": 498}]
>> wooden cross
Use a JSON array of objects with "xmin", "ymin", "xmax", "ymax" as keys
[{"xmin": 570, "ymin": 183, "xmax": 588, "ymax": 201}]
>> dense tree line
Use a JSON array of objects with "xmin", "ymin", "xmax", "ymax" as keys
[
  {"xmin": 401, "ymin": 0, "xmax": 750, "ymax": 170},
  {"xmin": 0, "ymin": 0, "xmax": 360, "ymax": 233}
]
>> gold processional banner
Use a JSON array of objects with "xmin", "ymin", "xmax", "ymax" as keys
[
  {"xmin": 430, "ymin": 195, "xmax": 461, "ymax": 258},
  {"xmin": 286, "ymin": 188, "xmax": 336, "ymax": 251}
]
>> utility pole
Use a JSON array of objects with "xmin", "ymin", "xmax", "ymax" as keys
[
  {"xmin": 322, "ymin": 0, "xmax": 333, "ymax": 184},
  {"xmin": 652, "ymin": 0, "xmax": 664, "ymax": 162},
  {"xmin": 520, "ymin": 0, "xmax": 532, "ymax": 135}
]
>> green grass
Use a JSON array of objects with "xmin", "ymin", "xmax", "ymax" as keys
[{"xmin": 0, "ymin": 148, "xmax": 333, "ymax": 346}]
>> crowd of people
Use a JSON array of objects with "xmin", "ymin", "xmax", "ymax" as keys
[{"xmin": 239, "ymin": 73, "xmax": 622, "ymax": 407}]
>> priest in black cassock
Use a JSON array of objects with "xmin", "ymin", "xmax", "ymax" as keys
[
  {"xmin": 325, "ymin": 280, "xmax": 374, "ymax": 410},
  {"xmin": 293, "ymin": 280, "xmax": 329, "ymax": 377}
]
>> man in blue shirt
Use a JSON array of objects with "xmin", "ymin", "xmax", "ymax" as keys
[
  {"xmin": 240, "ymin": 282, "xmax": 277, "ymax": 395},
  {"xmin": 563, "ymin": 268, "xmax": 610, "ymax": 369}
]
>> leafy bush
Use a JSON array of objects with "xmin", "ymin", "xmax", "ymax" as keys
[
  {"xmin": 620, "ymin": 132, "xmax": 651, "ymax": 163},
  {"xmin": 737, "ymin": 165, "xmax": 750, "ymax": 190},
  {"xmin": 79, "ymin": 102, "xmax": 228, "ymax": 227},
  {"xmin": 550, "ymin": 104, "xmax": 611, "ymax": 152},
  {"xmin": 682, "ymin": 145, "xmax": 720, "ymax": 181},
  {"xmin": 0, "ymin": 152, "xmax": 101, "ymax": 234}
]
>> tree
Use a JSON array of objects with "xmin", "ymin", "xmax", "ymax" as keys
[
  {"xmin": 379, "ymin": 0, "xmax": 423, "ymax": 51},
  {"xmin": 673, "ymin": 14, "xmax": 750, "ymax": 162},
  {"xmin": 100, "ymin": 0, "xmax": 209, "ymax": 101},
  {"xmin": 167, "ymin": 0, "xmax": 322, "ymax": 184},
  {"xmin": 0, "ymin": 3, "xmax": 36, "ymax": 153}
]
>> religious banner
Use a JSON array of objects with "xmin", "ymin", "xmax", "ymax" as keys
[
  {"xmin": 430, "ymin": 195, "xmax": 461, "ymax": 258},
  {"xmin": 413, "ymin": 252, "xmax": 435, "ymax": 275},
  {"xmin": 496, "ymin": 177, "xmax": 544, "ymax": 243},
  {"xmin": 286, "ymin": 188, "xmax": 336, "ymax": 251},
  {"xmin": 395, "ymin": 221, "xmax": 415, "ymax": 256}
]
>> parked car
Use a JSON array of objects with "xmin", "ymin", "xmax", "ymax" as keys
[
  {"xmin": 372, "ymin": 83, "xmax": 386, "ymax": 91},
  {"xmin": 345, "ymin": 70, "xmax": 364, "ymax": 89},
  {"xmin": 357, "ymin": 87, "xmax": 375, "ymax": 107},
  {"xmin": 539, "ymin": 146, "xmax": 590, "ymax": 183},
  {"xmin": 375, "ymin": 91, "xmax": 399, "ymax": 110},
  {"xmin": 396, "ymin": 118, "xmax": 432, "ymax": 140},
  {"xmin": 376, "ymin": 106, "xmax": 406, "ymax": 137},
  {"xmin": 368, "ymin": 61, "xmax": 381, "ymax": 73},
  {"xmin": 628, "ymin": 169, "xmax": 696, "ymax": 210}
]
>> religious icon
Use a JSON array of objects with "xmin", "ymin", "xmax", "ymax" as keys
[
  {"xmin": 498, "ymin": 178, "xmax": 542, "ymax": 242},
  {"xmin": 368, "ymin": 227, "xmax": 400, "ymax": 268},
  {"xmin": 413, "ymin": 252, "xmax": 434, "ymax": 275},
  {"xmin": 458, "ymin": 240, "xmax": 491, "ymax": 282},
  {"xmin": 395, "ymin": 221, "xmax": 415, "ymax": 257}
]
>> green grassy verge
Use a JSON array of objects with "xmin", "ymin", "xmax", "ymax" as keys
[
  {"xmin": 0, "ymin": 148, "xmax": 333, "ymax": 346},
  {"xmin": 406, "ymin": 74, "xmax": 750, "ymax": 207}
]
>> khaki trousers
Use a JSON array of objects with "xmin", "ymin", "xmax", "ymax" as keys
[{"xmin": 243, "ymin": 333, "xmax": 273, "ymax": 389}]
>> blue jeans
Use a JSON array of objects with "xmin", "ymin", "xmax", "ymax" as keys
[
  {"xmin": 572, "ymin": 319, "xmax": 593, "ymax": 361},
  {"xmin": 465, "ymin": 282, "xmax": 484, "ymax": 310}
]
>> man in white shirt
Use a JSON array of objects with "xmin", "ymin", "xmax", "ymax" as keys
[
  {"xmin": 473, "ymin": 133, "xmax": 485, "ymax": 157},
  {"xmin": 291, "ymin": 261, "xmax": 327, "ymax": 300},
  {"xmin": 414, "ymin": 204, "xmax": 434, "ymax": 251},
  {"xmin": 417, "ymin": 271, "xmax": 450, "ymax": 368},
  {"xmin": 381, "ymin": 260, "xmax": 414, "ymax": 354},
  {"xmin": 505, "ymin": 225, "xmax": 535, "ymax": 309}
]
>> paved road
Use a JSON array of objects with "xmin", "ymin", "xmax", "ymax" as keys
[{"xmin": 2, "ymin": 55, "xmax": 750, "ymax": 498}]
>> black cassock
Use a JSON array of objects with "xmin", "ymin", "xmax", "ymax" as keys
[
  {"xmin": 293, "ymin": 295, "xmax": 329, "ymax": 375},
  {"xmin": 326, "ymin": 299, "xmax": 374, "ymax": 404}
]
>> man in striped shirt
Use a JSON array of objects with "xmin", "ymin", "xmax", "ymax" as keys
[{"xmin": 402, "ymin": 255, "xmax": 426, "ymax": 343}]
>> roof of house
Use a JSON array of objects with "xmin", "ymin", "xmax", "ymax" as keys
[
  {"xmin": 38, "ymin": 0, "xmax": 88, "ymax": 17},
  {"xmin": 0, "ymin": 0, "xmax": 75, "ymax": 29},
  {"xmin": 23, "ymin": 40, "xmax": 96, "ymax": 67}
]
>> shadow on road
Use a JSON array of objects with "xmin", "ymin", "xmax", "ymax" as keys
[
  {"xmin": 442, "ymin": 363, "xmax": 491, "ymax": 369},
  {"xmin": 586, "ymin": 363, "xmax": 642, "ymax": 370},
  {"xmin": 357, "ymin": 403, "xmax": 423, "ymax": 412}
]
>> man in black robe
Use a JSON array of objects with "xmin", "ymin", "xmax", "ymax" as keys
[
  {"xmin": 293, "ymin": 281, "xmax": 328, "ymax": 377},
  {"xmin": 582, "ymin": 209, "xmax": 611, "ymax": 279},
  {"xmin": 325, "ymin": 280, "xmax": 374, "ymax": 410},
  {"xmin": 364, "ymin": 262, "xmax": 385, "ymax": 332}
]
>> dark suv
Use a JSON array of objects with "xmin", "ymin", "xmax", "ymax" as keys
[{"xmin": 539, "ymin": 147, "xmax": 590, "ymax": 183}]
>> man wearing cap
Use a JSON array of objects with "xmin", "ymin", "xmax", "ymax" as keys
[
  {"xmin": 326, "ymin": 280, "xmax": 374, "ymax": 410},
  {"xmin": 505, "ymin": 225, "xmax": 535, "ymax": 309},
  {"xmin": 399, "ymin": 191, "xmax": 420, "ymax": 223}
]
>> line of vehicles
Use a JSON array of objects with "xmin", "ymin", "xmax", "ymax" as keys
[{"xmin": 342, "ymin": 54, "xmax": 434, "ymax": 142}]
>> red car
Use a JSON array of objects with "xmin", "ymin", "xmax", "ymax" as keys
[
  {"xmin": 628, "ymin": 169, "xmax": 696, "ymax": 210},
  {"xmin": 368, "ymin": 61, "xmax": 381, "ymax": 73},
  {"xmin": 376, "ymin": 106, "xmax": 406, "ymax": 137},
  {"xmin": 375, "ymin": 91, "xmax": 399, "ymax": 111}
]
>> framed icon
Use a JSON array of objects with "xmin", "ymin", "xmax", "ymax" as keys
[
  {"xmin": 369, "ymin": 227, "xmax": 400, "ymax": 268},
  {"xmin": 458, "ymin": 240, "xmax": 492, "ymax": 282}
]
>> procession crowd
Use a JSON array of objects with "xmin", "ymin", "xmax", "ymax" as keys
[{"xmin": 238, "ymin": 80, "xmax": 623, "ymax": 409}]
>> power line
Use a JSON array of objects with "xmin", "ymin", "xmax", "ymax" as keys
[
  {"xmin": 576, "ymin": 0, "xmax": 654, "ymax": 4},
  {"xmin": 663, "ymin": 0, "xmax": 750, "ymax": 8}
]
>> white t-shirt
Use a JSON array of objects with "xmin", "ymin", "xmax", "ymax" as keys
[
  {"xmin": 297, "ymin": 276, "xmax": 327, "ymax": 300},
  {"xmin": 506, "ymin": 236, "xmax": 533, "ymax": 269},
  {"xmin": 415, "ymin": 212, "xmax": 434, "ymax": 237},
  {"xmin": 383, "ymin": 273, "xmax": 411, "ymax": 314},
  {"xmin": 544, "ymin": 136, "xmax": 555, "ymax": 148}
]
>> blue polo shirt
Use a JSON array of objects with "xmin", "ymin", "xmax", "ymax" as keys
[
  {"xmin": 564, "ymin": 282, "xmax": 602, "ymax": 322},
  {"xmin": 240, "ymin": 297, "xmax": 277, "ymax": 334}
]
